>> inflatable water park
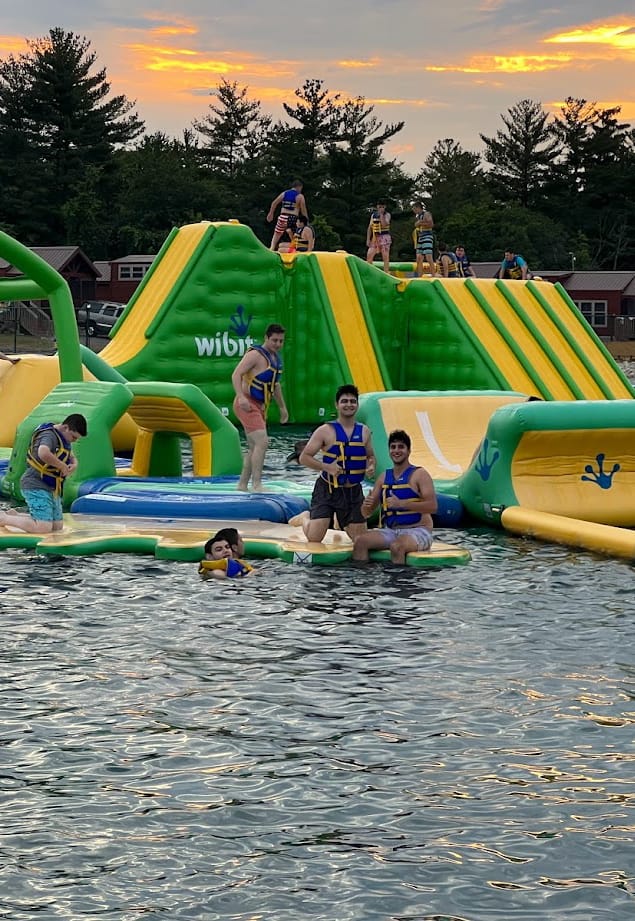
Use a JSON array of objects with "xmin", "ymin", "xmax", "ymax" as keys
[{"xmin": 1, "ymin": 220, "xmax": 635, "ymax": 564}]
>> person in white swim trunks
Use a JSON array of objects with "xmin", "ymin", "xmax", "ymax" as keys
[{"xmin": 352, "ymin": 429, "xmax": 437, "ymax": 564}]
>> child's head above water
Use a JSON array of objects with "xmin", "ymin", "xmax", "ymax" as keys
[
  {"xmin": 204, "ymin": 527, "xmax": 245, "ymax": 559},
  {"xmin": 213, "ymin": 527, "xmax": 244, "ymax": 556},
  {"xmin": 204, "ymin": 537, "xmax": 233, "ymax": 560}
]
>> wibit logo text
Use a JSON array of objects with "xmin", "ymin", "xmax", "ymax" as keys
[{"xmin": 195, "ymin": 332, "xmax": 254, "ymax": 357}]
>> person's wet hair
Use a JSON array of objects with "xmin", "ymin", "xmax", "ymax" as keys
[
  {"xmin": 211, "ymin": 527, "xmax": 240, "ymax": 550},
  {"xmin": 388, "ymin": 429, "xmax": 411, "ymax": 451}
]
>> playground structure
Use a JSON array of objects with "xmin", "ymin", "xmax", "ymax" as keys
[{"xmin": 1, "ymin": 220, "xmax": 635, "ymax": 561}]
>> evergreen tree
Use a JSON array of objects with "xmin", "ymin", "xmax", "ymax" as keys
[
  {"xmin": 441, "ymin": 201, "xmax": 574, "ymax": 268},
  {"xmin": 282, "ymin": 78, "xmax": 341, "ymax": 169},
  {"xmin": 111, "ymin": 132, "xmax": 221, "ymax": 255},
  {"xmin": 480, "ymin": 99, "xmax": 561, "ymax": 208},
  {"xmin": 416, "ymin": 138, "xmax": 489, "ymax": 225},
  {"xmin": 0, "ymin": 27, "xmax": 144, "ymax": 243},
  {"xmin": 325, "ymin": 95, "xmax": 409, "ymax": 254},
  {"xmin": 193, "ymin": 78, "xmax": 272, "ymax": 180},
  {"xmin": 0, "ymin": 50, "xmax": 51, "ymax": 239},
  {"xmin": 581, "ymin": 106, "xmax": 635, "ymax": 268}
]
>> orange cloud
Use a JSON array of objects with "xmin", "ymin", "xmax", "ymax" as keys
[
  {"xmin": 428, "ymin": 53, "xmax": 574, "ymax": 74},
  {"xmin": 124, "ymin": 41, "xmax": 295, "ymax": 79},
  {"xmin": 125, "ymin": 43, "xmax": 200, "ymax": 58},
  {"xmin": 152, "ymin": 26, "xmax": 198, "ymax": 37},
  {"xmin": 337, "ymin": 59, "xmax": 380, "ymax": 69},
  {"xmin": 546, "ymin": 21, "xmax": 635, "ymax": 51},
  {"xmin": 546, "ymin": 98, "xmax": 635, "ymax": 121},
  {"xmin": 0, "ymin": 34, "xmax": 29, "ymax": 54}
]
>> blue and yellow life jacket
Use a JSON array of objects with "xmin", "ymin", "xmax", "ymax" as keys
[
  {"xmin": 281, "ymin": 188, "xmax": 299, "ymax": 215},
  {"xmin": 380, "ymin": 465, "xmax": 423, "ymax": 528},
  {"xmin": 320, "ymin": 421, "xmax": 367, "ymax": 489},
  {"xmin": 25, "ymin": 422, "xmax": 72, "ymax": 496},
  {"xmin": 502, "ymin": 256, "xmax": 524, "ymax": 280},
  {"xmin": 292, "ymin": 227, "xmax": 310, "ymax": 252},
  {"xmin": 247, "ymin": 346, "xmax": 283, "ymax": 408},
  {"xmin": 371, "ymin": 211, "xmax": 390, "ymax": 237},
  {"xmin": 415, "ymin": 225, "xmax": 434, "ymax": 247},
  {"xmin": 441, "ymin": 251, "xmax": 461, "ymax": 278},
  {"xmin": 199, "ymin": 557, "xmax": 253, "ymax": 578}
]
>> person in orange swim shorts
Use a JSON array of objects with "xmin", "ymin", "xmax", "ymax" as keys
[{"xmin": 231, "ymin": 323, "xmax": 289, "ymax": 491}]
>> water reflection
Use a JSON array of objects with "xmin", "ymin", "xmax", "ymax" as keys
[{"xmin": 1, "ymin": 428, "xmax": 634, "ymax": 920}]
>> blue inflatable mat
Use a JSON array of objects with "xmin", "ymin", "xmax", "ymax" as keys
[{"xmin": 72, "ymin": 477, "xmax": 309, "ymax": 522}]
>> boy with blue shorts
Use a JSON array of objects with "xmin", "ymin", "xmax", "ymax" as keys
[
  {"xmin": 352, "ymin": 429, "xmax": 437, "ymax": 564},
  {"xmin": 0, "ymin": 413, "xmax": 87, "ymax": 534}
]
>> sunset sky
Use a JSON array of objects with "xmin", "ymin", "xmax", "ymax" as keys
[{"xmin": 1, "ymin": 1, "xmax": 634, "ymax": 173}]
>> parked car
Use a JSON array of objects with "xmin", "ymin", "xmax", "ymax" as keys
[{"xmin": 76, "ymin": 300, "xmax": 126, "ymax": 337}]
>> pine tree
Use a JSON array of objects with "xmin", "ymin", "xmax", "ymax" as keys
[
  {"xmin": 193, "ymin": 79, "xmax": 272, "ymax": 180},
  {"xmin": 0, "ymin": 27, "xmax": 144, "ymax": 243},
  {"xmin": 480, "ymin": 99, "xmax": 561, "ymax": 208}
]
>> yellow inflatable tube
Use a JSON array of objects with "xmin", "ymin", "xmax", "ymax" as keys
[
  {"xmin": 0, "ymin": 355, "xmax": 136, "ymax": 451},
  {"xmin": 502, "ymin": 505, "xmax": 635, "ymax": 560}
]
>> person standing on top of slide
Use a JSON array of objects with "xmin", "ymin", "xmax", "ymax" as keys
[
  {"xmin": 267, "ymin": 180, "xmax": 308, "ymax": 251},
  {"xmin": 366, "ymin": 201, "xmax": 392, "ymax": 273},
  {"xmin": 231, "ymin": 323, "xmax": 289, "ymax": 492}
]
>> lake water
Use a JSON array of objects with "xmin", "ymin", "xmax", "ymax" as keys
[{"xmin": 1, "ymin": 425, "xmax": 634, "ymax": 921}]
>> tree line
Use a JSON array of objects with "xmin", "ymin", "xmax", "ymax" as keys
[{"xmin": 1, "ymin": 27, "xmax": 634, "ymax": 270}]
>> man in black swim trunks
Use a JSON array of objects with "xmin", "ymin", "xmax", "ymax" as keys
[{"xmin": 290, "ymin": 384, "xmax": 375, "ymax": 542}]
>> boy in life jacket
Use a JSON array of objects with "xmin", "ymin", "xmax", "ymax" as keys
[
  {"xmin": 454, "ymin": 245, "xmax": 475, "ymax": 277},
  {"xmin": 412, "ymin": 201, "xmax": 436, "ymax": 277},
  {"xmin": 231, "ymin": 323, "xmax": 289, "ymax": 492},
  {"xmin": 437, "ymin": 241, "xmax": 462, "ymax": 278},
  {"xmin": 290, "ymin": 384, "xmax": 375, "ymax": 543},
  {"xmin": 199, "ymin": 529, "xmax": 256, "ymax": 579},
  {"xmin": 352, "ymin": 429, "xmax": 437, "ymax": 565},
  {"xmin": 366, "ymin": 201, "xmax": 392, "ymax": 273},
  {"xmin": 499, "ymin": 249, "xmax": 528, "ymax": 280},
  {"xmin": 267, "ymin": 179, "xmax": 309, "ymax": 251},
  {"xmin": 0, "ymin": 413, "xmax": 87, "ymax": 534},
  {"xmin": 288, "ymin": 214, "xmax": 315, "ymax": 253}
]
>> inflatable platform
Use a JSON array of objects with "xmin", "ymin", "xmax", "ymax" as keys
[{"xmin": 0, "ymin": 515, "xmax": 470, "ymax": 567}]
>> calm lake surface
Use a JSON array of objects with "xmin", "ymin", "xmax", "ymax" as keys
[{"xmin": 1, "ymin": 426, "xmax": 634, "ymax": 921}]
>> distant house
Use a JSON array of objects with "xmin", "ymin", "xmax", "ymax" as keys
[
  {"xmin": 0, "ymin": 246, "xmax": 99, "ymax": 306},
  {"xmin": 533, "ymin": 270, "xmax": 635, "ymax": 338},
  {"xmin": 0, "ymin": 247, "xmax": 157, "ymax": 308},
  {"xmin": 103, "ymin": 254, "xmax": 155, "ymax": 304}
]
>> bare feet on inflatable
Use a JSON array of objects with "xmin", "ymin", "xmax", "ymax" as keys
[
  {"xmin": 288, "ymin": 511, "xmax": 310, "ymax": 528},
  {"xmin": 236, "ymin": 481, "xmax": 249, "ymax": 492},
  {"xmin": 0, "ymin": 510, "xmax": 23, "ymax": 530}
]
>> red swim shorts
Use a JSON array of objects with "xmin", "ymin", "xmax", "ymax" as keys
[{"xmin": 233, "ymin": 395, "xmax": 267, "ymax": 434}]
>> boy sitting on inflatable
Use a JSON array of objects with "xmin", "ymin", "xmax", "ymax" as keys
[{"xmin": 198, "ymin": 528, "xmax": 257, "ymax": 579}]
